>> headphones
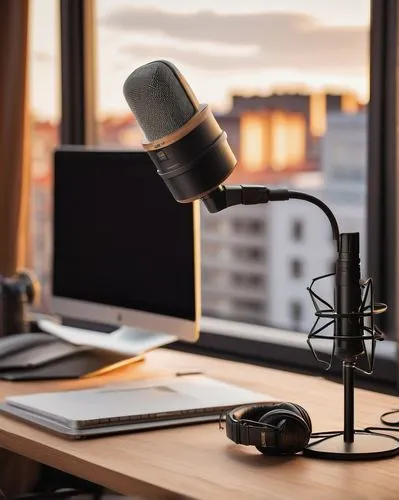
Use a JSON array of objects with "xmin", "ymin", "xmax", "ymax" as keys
[{"xmin": 224, "ymin": 402, "xmax": 312, "ymax": 456}]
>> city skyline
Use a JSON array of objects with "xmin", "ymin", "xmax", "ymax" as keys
[{"xmin": 31, "ymin": 0, "xmax": 370, "ymax": 120}]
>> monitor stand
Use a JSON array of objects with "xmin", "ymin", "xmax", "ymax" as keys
[
  {"xmin": 31, "ymin": 318, "xmax": 178, "ymax": 379},
  {"xmin": 38, "ymin": 319, "xmax": 177, "ymax": 352}
]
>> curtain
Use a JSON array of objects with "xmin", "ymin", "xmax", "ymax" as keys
[
  {"xmin": 0, "ymin": 2, "xmax": 39, "ymax": 497},
  {"xmin": 0, "ymin": 0, "xmax": 30, "ymax": 277}
]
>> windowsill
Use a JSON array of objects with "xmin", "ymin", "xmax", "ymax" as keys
[
  {"xmin": 32, "ymin": 312, "xmax": 397, "ymax": 389},
  {"xmin": 200, "ymin": 316, "xmax": 396, "ymax": 359},
  {"xmin": 170, "ymin": 316, "xmax": 398, "ymax": 389}
]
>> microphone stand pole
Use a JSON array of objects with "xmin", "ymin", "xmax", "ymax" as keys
[
  {"xmin": 304, "ymin": 351, "xmax": 399, "ymax": 460},
  {"xmin": 343, "ymin": 361, "xmax": 355, "ymax": 444}
]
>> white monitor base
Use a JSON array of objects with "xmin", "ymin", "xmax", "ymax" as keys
[{"xmin": 37, "ymin": 319, "xmax": 177, "ymax": 358}]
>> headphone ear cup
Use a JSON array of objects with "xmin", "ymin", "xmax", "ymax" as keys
[
  {"xmin": 290, "ymin": 403, "xmax": 312, "ymax": 434},
  {"xmin": 256, "ymin": 408, "xmax": 311, "ymax": 456},
  {"xmin": 274, "ymin": 402, "xmax": 312, "ymax": 435}
]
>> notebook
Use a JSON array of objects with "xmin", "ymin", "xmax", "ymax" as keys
[{"xmin": 0, "ymin": 374, "xmax": 273, "ymax": 439}]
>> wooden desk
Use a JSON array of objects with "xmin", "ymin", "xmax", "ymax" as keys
[{"xmin": 0, "ymin": 349, "xmax": 399, "ymax": 499}]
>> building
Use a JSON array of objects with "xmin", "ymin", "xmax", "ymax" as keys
[
  {"xmin": 201, "ymin": 204, "xmax": 269, "ymax": 325},
  {"xmin": 200, "ymin": 180, "xmax": 335, "ymax": 331},
  {"xmin": 322, "ymin": 112, "xmax": 367, "ymax": 207},
  {"xmin": 30, "ymin": 119, "xmax": 58, "ymax": 311},
  {"xmin": 201, "ymin": 110, "xmax": 367, "ymax": 333},
  {"xmin": 239, "ymin": 110, "xmax": 307, "ymax": 173},
  {"xmin": 228, "ymin": 91, "xmax": 362, "ymax": 173},
  {"xmin": 269, "ymin": 111, "xmax": 367, "ymax": 332}
]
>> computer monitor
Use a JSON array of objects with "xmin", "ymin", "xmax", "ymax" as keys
[{"xmin": 51, "ymin": 147, "xmax": 200, "ymax": 342}]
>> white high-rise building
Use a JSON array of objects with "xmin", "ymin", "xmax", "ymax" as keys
[
  {"xmin": 267, "ymin": 190, "xmax": 335, "ymax": 332},
  {"xmin": 201, "ymin": 204, "xmax": 270, "ymax": 325},
  {"xmin": 201, "ymin": 111, "xmax": 367, "ymax": 333}
]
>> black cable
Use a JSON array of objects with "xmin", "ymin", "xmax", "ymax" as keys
[
  {"xmin": 364, "ymin": 426, "xmax": 399, "ymax": 438},
  {"xmin": 380, "ymin": 409, "xmax": 399, "ymax": 426},
  {"xmin": 309, "ymin": 426, "xmax": 399, "ymax": 450},
  {"xmin": 308, "ymin": 431, "xmax": 346, "ymax": 447},
  {"xmin": 306, "ymin": 409, "xmax": 399, "ymax": 452},
  {"xmin": 288, "ymin": 191, "xmax": 340, "ymax": 251}
]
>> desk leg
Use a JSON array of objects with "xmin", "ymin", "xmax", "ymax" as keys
[{"xmin": 0, "ymin": 448, "xmax": 40, "ymax": 498}]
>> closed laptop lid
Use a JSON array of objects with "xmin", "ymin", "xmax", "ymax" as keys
[{"xmin": 5, "ymin": 375, "xmax": 271, "ymax": 430}]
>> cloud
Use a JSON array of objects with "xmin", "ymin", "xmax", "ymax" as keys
[
  {"xmin": 102, "ymin": 8, "xmax": 368, "ymax": 72},
  {"xmin": 119, "ymin": 44, "xmax": 253, "ymax": 71}
]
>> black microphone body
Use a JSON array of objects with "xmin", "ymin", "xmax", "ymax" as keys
[
  {"xmin": 123, "ymin": 60, "xmax": 237, "ymax": 202},
  {"xmin": 145, "ymin": 105, "xmax": 236, "ymax": 202},
  {"xmin": 334, "ymin": 233, "xmax": 365, "ymax": 361}
]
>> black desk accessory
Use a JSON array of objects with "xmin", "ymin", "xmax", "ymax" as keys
[
  {"xmin": 0, "ymin": 269, "xmax": 41, "ymax": 337},
  {"xmin": 121, "ymin": 59, "xmax": 399, "ymax": 460}
]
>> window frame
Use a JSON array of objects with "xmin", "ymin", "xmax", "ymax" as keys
[
  {"xmin": 60, "ymin": 0, "xmax": 96, "ymax": 144},
  {"xmin": 59, "ymin": 0, "xmax": 399, "ymax": 392}
]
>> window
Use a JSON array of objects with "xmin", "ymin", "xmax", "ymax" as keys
[
  {"xmin": 232, "ymin": 219, "xmax": 265, "ymax": 236},
  {"xmin": 290, "ymin": 259, "xmax": 303, "ymax": 278},
  {"xmin": 231, "ymin": 298, "xmax": 265, "ymax": 322},
  {"xmin": 30, "ymin": 0, "xmax": 60, "ymax": 311},
  {"xmin": 231, "ymin": 272, "xmax": 264, "ymax": 289},
  {"xmin": 292, "ymin": 220, "xmax": 304, "ymax": 242},
  {"xmin": 203, "ymin": 217, "xmax": 228, "ymax": 234},
  {"xmin": 202, "ymin": 268, "xmax": 224, "ymax": 286},
  {"xmin": 233, "ymin": 246, "xmax": 265, "ymax": 263},
  {"xmin": 94, "ymin": 1, "xmax": 372, "ymax": 342},
  {"xmin": 290, "ymin": 301, "xmax": 302, "ymax": 323},
  {"xmin": 14, "ymin": 0, "xmax": 394, "ymax": 393},
  {"xmin": 202, "ymin": 242, "xmax": 223, "ymax": 258},
  {"xmin": 202, "ymin": 297, "xmax": 231, "ymax": 316}
]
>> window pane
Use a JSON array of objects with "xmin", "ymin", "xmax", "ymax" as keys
[
  {"xmin": 95, "ymin": 0, "xmax": 370, "ymax": 331},
  {"xmin": 30, "ymin": 0, "xmax": 60, "ymax": 311}
]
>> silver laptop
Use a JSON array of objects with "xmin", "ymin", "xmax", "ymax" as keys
[{"xmin": 0, "ymin": 374, "xmax": 273, "ymax": 439}]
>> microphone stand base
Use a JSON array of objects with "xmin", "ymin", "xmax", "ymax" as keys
[{"xmin": 303, "ymin": 431, "xmax": 399, "ymax": 460}]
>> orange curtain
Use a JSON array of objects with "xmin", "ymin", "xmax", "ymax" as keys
[
  {"xmin": 0, "ymin": 0, "xmax": 30, "ymax": 277},
  {"xmin": 0, "ymin": 2, "xmax": 39, "ymax": 496}
]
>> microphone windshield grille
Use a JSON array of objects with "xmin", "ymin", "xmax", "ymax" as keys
[{"xmin": 123, "ymin": 61, "xmax": 198, "ymax": 142}]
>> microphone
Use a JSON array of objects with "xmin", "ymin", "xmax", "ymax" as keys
[
  {"xmin": 122, "ymin": 60, "xmax": 337, "ymax": 241},
  {"xmin": 334, "ymin": 233, "xmax": 365, "ymax": 361},
  {"xmin": 123, "ymin": 60, "xmax": 237, "ymax": 203}
]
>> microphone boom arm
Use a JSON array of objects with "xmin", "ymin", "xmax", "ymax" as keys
[{"xmin": 203, "ymin": 185, "xmax": 340, "ymax": 251}]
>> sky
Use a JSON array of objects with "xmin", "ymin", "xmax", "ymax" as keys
[{"xmin": 30, "ymin": 0, "xmax": 370, "ymax": 120}]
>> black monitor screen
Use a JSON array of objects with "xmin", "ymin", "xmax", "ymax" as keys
[{"xmin": 52, "ymin": 148, "xmax": 196, "ymax": 321}]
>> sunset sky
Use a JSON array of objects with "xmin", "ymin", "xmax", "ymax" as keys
[{"xmin": 30, "ymin": 0, "xmax": 370, "ymax": 120}]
